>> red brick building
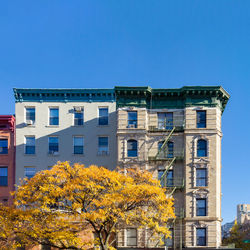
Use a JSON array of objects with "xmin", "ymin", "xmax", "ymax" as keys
[{"xmin": 0, "ymin": 115, "xmax": 15, "ymax": 205}]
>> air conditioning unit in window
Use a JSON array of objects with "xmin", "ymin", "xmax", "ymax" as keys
[
  {"xmin": 74, "ymin": 107, "xmax": 82, "ymax": 112},
  {"xmin": 26, "ymin": 120, "xmax": 34, "ymax": 125}
]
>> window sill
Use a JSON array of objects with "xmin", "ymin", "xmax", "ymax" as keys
[
  {"xmin": 46, "ymin": 125, "xmax": 59, "ymax": 128},
  {"xmin": 72, "ymin": 125, "xmax": 84, "ymax": 127},
  {"xmin": 73, "ymin": 154, "xmax": 84, "ymax": 156},
  {"xmin": 25, "ymin": 125, "xmax": 36, "ymax": 128},
  {"xmin": 0, "ymin": 153, "xmax": 8, "ymax": 155},
  {"xmin": 24, "ymin": 154, "xmax": 36, "ymax": 156},
  {"xmin": 97, "ymin": 124, "xmax": 109, "ymax": 127},
  {"xmin": 48, "ymin": 153, "xmax": 60, "ymax": 156},
  {"xmin": 97, "ymin": 152, "xmax": 110, "ymax": 156}
]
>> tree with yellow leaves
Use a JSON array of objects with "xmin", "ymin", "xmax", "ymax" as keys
[{"xmin": 11, "ymin": 162, "xmax": 175, "ymax": 250}]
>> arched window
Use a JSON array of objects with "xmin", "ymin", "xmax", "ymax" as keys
[
  {"xmin": 158, "ymin": 141, "xmax": 174, "ymax": 158},
  {"xmin": 127, "ymin": 139, "xmax": 138, "ymax": 157},
  {"xmin": 197, "ymin": 139, "xmax": 207, "ymax": 157}
]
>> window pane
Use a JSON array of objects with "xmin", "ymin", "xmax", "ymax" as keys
[
  {"xmin": 196, "ymin": 199, "xmax": 206, "ymax": 216},
  {"xmin": 98, "ymin": 137, "xmax": 108, "ymax": 153},
  {"xmin": 196, "ymin": 169, "xmax": 207, "ymax": 186},
  {"xmin": 197, "ymin": 140, "xmax": 207, "ymax": 157},
  {"xmin": 49, "ymin": 108, "xmax": 59, "ymax": 125},
  {"xmin": 128, "ymin": 111, "xmax": 137, "ymax": 128},
  {"xmin": 127, "ymin": 229, "xmax": 137, "ymax": 246},
  {"xmin": 158, "ymin": 169, "xmax": 165, "ymax": 187},
  {"xmin": 24, "ymin": 167, "xmax": 36, "ymax": 179},
  {"xmin": 197, "ymin": 228, "xmax": 206, "ymax": 246},
  {"xmin": 25, "ymin": 137, "xmax": 35, "ymax": 154},
  {"xmin": 167, "ymin": 141, "xmax": 174, "ymax": 158},
  {"xmin": 49, "ymin": 137, "xmax": 59, "ymax": 153},
  {"xmin": 167, "ymin": 170, "xmax": 174, "ymax": 187},
  {"xmin": 99, "ymin": 108, "xmax": 108, "ymax": 125},
  {"xmin": 0, "ymin": 167, "xmax": 8, "ymax": 186},
  {"xmin": 0, "ymin": 139, "xmax": 8, "ymax": 154},
  {"xmin": 74, "ymin": 110, "xmax": 84, "ymax": 126},
  {"xmin": 26, "ymin": 108, "xmax": 35, "ymax": 122},
  {"xmin": 197, "ymin": 111, "xmax": 206, "ymax": 128},
  {"xmin": 127, "ymin": 140, "xmax": 137, "ymax": 157},
  {"xmin": 158, "ymin": 113, "xmax": 173, "ymax": 129},
  {"xmin": 74, "ymin": 137, "xmax": 84, "ymax": 154}
]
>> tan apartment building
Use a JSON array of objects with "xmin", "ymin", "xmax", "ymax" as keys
[
  {"xmin": 115, "ymin": 86, "xmax": 229, "ymax": 249},
  {"xmin": 237, "ymin": 204, "xmax": 250, "ymax": 225}
]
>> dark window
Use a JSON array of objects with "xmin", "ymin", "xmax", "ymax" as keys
[
  {"xmin": 127, "ymin": 111, "xmax": 137, "ymax": 128},
  {"xmin": 197, "ymin": 111, "xmax": 206, "ymax": 128},
  {"xmin": 49, "ymin": 108, "xmax": 59, "ymax": 125},
  {"xmin": 167, "ymin": 170, "xmax": 174, "ymax": 187},
  {"xmin": 196, "ymin": 169, "xmax": 207, "ymax": 187},
  {"xmin": 158, "ymin": 112, "xmax": 173, "ymax": 130},
  {"xmin": 0, "ymin": 167, "xmax": 8, "ymax": 186},
  {"xmin": 196, "ymin": 228, "xmax": 206, "ymax": 246},
  {"xmin": 126, "ymin": 228, "xmax": 137, "ymax": 246},
  {"xmin": 197, "ymin": 139, "xmax": 207, "ymax": 157},
  {"xmin": 25, "ymin": 136, "xmax": 35, "ymax": 154},
  {"xmin": 98, "ymin": 137, "xmax": 109, "ymax": 155},
  {"xmin": 196, "ymin": 198, "xmax": 206, "ymax": 216},
  {"xmin": 0, "ymin": 139, "xmax": 8, "ymax": 154},
  {"xmin": 127, "ymin": 139, "xmax": 138, "ymax": 157},
  {"xmin": 48, "ymin": 137, "xmax": 59, "ymax": 154},
  {"xmin": 24, "ymin": 167, "xmax": 36, "ymax": 179},
  {"xmin": 26, "ymin": 107, "xmax": 35, "ymax": 124},
  {"xmin": 73, "ymin": 137, "xmax": 84, "ymax": 154},
  {"xmin": 98, "ymin": 107, "xmax": 108, "ymax": 125},
  {"xmin": 167, "ymin": 141, "xmax": 174, "ymax": 158},
  {"xmin": 74, "ymin": 109, "xmax": 84, "ymax": 125},
  {"xmin": 158, "ymin": 169, "xmax": 165, "ymax": 187},
  {"xmin": 165, "ymin": 228, "xmax": 173, "ymax": 247}
]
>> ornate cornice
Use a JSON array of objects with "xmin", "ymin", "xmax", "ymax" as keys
[
  {"xmin": 13, "ymin": 88, "xmax": 115, "ymax": 103},
  {"xmin": 115, "ymin": 86, "xmax": 230, "ymax": 113}
]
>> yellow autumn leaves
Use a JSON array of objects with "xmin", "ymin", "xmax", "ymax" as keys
[{"xmin": 0, "ymin": 162, "xmax": 175, "ymax": 250}]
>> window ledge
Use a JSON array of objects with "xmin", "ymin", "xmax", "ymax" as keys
[
  {"xmin": 72, "ymin": 154, "xmax": 85, "ymax": 156},
  {"xmin": 46, "ymin": 125, "xmax": 59, "ymax": 128},
  {"xmin": 24, "ymin": 154, "xmax": 36, "ymax": 156},
  {"xmin": 48, "ymin": 153, "xmax": 60, "ymax": 156},
  {"xmin": 97, "ymin": 124, "xmax": 109, "ymax": 127},
  {"xmin": 72, "ymin": 125, "xmax": 84, "ymax": 127}
]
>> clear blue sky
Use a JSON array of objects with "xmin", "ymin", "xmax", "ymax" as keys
[{"xmin": 0, "ymin": 0, "xmax": 249, "ymax": 223}]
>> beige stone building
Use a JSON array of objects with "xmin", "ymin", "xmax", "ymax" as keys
[
  {"xmin": 115, "ymin": 86, "xmax": 229, "ymax": 249},
  {"xmin": 237, "ymin": 204, "xmax": 250, "ymax": 225}
]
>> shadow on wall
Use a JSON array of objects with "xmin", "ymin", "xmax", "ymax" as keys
[{"xmin": 15, "ymin": 111, "xmax": 118, "ymax": 184}]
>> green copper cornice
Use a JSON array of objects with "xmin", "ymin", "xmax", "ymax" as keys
[
  {"xmin": 115, "ymin": 86, "xmax": 230, "ymax": 113},
  {"xmin": 13, "ymin": 88, "xmax": 115, "ymax": 103}
]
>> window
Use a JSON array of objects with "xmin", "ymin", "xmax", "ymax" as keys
[
  {"xmin": 25, "ymin": 136, "xmax": 35, "ymax": 154},
  {"xmin": 24, "ymin": 167, "xmax": 36, "ymax": 179},
  {"xmin": 127, "ymin": 139, "xmax": 137, "ymax": 157},
  {"xmin": 196, "ymin": 228, "xmax": 206, "ymax": 246},
  {"xmin": 0, "ymin": 167, "xmax": 8, "ymax": 186},
  {"xmin": 26, "ymin": 107, "xmax": 35, "ymax": 124},
  {"xmin": 98, "ymin": 107, "xmax": 108, "ymax": 125},
  {"xmin": 127, "ymin": 111, "xmax": 137, "ymax": 128},
  {"xmin": 196, "ymin": 198, "xmax": 206, "ymax": 216},
  {"xmin": 98, "ymin": 137, "xmax": 109, "ymax": 155},
  {"xmin": 49, "ymin": 108, "xmax": 59, "ymax": 125},
  {"xmin": 73, "ymin": 136, "xmax": 84, "ymax": 154},
  {"xmin": 196, "ymin": 168, "xmax": 207, "ymax": 187},
  {"xmin": 167, "ymin": 170, "xmax": 174, "ymax": 187},
  {"xmin": 165, "ymin": 228, "xmax": 173, "ymax": 247},
  {"xmin": 48, "ymin": 137, "xmax": 59, "ymax": 154},
  {"xmin": 126, "ymin": 228, "xmax": 137, "ymax": 246},
  {"xmin": 158, "ymin": 112, "xmax": 173, "ymax": 130},
  {"xmin": 158, "ymin": 169, "xmax": 165, "ymax": 187},
  {"xmin": 74, "ymin": 108, "xmax": 84, "ymax": 126},
  {"xmin": 197, "ymin": 111, "xmax": 206, "ymax": 128},
  {"xmin": 167, "ymin": 141, "xmax": 174, "ymax": 158},
  {"xmin": 197, "ymin": 139, "xmax": 207, "ymax": 157},
  {"xmin": 0, "ymin": 139, "xmax": 8, "ymax": 154}
]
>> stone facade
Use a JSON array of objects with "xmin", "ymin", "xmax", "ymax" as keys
[
  {"xmin": 237, "ymin": 204, "xmax": 250, "ymax": 224},
  {"xmin": 115, "ymin": 86, "xmax": 229, "ymax": 249}
]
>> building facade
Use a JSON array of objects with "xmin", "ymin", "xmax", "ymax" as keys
[
  {"xmin": 0, "ymin": 115, "xmax": 15, "ymax": 205},
  {"xmin": 14, "ymin": 86, "xmax": 230, "ymax": 249},
  {"xmin": 115, "ymin": 86, "xmax": 229, "ymax": 249},
  {"xmin": 14, "ymin": 88, "xmax": 117, "ymax": 184},
  {"xmin": 237, "ymin": 204, "xmax": 250, "ymax": 225}
]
